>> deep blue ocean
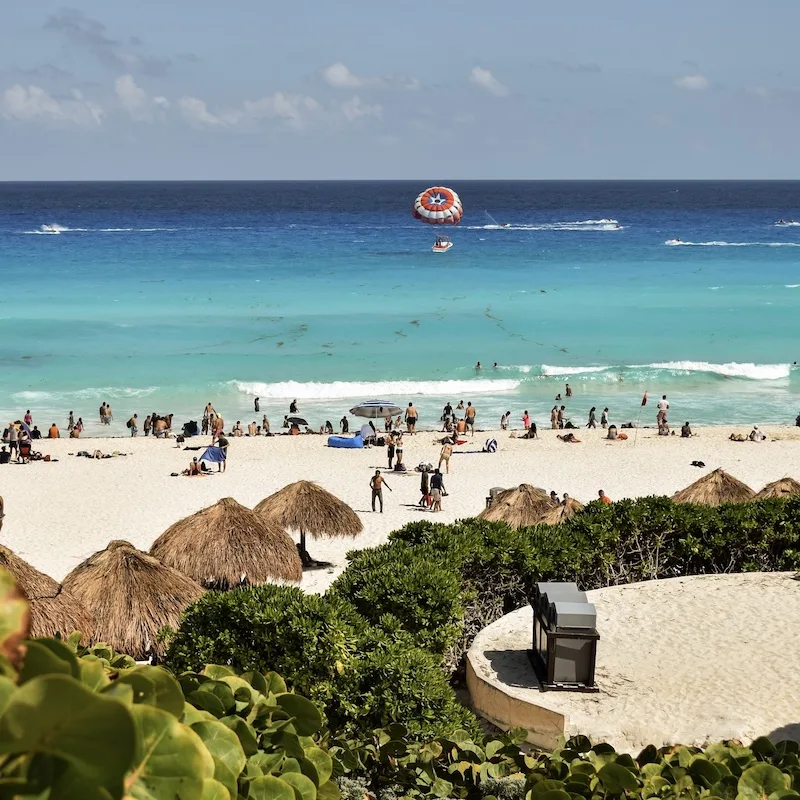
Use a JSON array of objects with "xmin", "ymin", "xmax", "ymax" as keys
[{"xmin": 1, "ymin": 181, "xmax": 799, "ymax": 434}]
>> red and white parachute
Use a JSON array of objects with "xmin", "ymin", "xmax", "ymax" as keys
[{"xmin": 412, "ymin": 186, "xmax": 463, "ymax": 225}]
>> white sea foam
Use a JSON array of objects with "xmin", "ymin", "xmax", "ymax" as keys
[
  {"xmin": 230, "ymin": 378, "xmax": 520, "ymax": 400},
  {"xmin": 666, "ymin": 240, "xmax": 800, "ymax": 247},
  {"xmin": 785, "ymin": 284, "xmax": 800, "ymax": 288},
  {"xmin": 469, "ymin": 220, "xmax": 622, "ymax": 232},
  {"xmin": 12, "ymin": 386, "xmax": 160, "ymax": 402},
  {"xmin": 541, "ymin": 364, "xmax": 612, "ymax": 376},
  {"xmin": 647, "ymin": 361, "xmax": 790, "ymax": 380},
  {"xmin": 775, "ymin": 221, "xmax": 800, "ymax": 227}
]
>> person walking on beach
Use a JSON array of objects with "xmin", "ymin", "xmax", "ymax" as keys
[
  {"xmin": 24, "ymin": 410, "xmax": 32, "ymax": 427},
  {"xmin": 127, "ymin": 414, "xmax": 138, "ymax": 436},
  {"xmin": 254, "ymin": 397, "xmax": 260, "ymax": 413},
  {"xmin": 405, "ymin": 402, "xmax": 418, "ymax": 434},
  {"xmin": 370, "ymin": 469, "xmax": 392, "ymax": 512},
  {"xmin": 465, "ymin": 402, "xmax": 477, "ymax": 435},
  {"xmin": 143, "ymin": 415, "xmax": 152, "ymax": 436},
  {"xmin": 430, "ymin": 469, "xmax": 446, "ymax": 512},
  {"xmin": 601, "ymin": 407, "xmax": 609, "ymax": 428},
  {"xmin": 657, "ymin": 395, "xmax": 669, "ymax": 425},
  {"xmin": 439, "ymin": 441, "xmax": 453, "ymax": 474},
  {"xmin": 104, "ymin": 404, "xmax": 113, "ymax": 425},
  {"xmin": 99, "ymin": 403, "xmax": 106, "ymax": 424},
  {"xmin": 587, "ymin": 407, "xmax": 597, "ymax": 429},
  {"xmin": 550, "ymin": 406, "xmax": 558, "ymax": 430},
  {"xmin": 68, "ymin": 410, "xmax": 74, "ymax": 432}
]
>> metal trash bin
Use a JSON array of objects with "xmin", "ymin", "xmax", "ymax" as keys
[
  {"xmin": 485, "ymin": 486, "xmax": 506, "ymax": 508},
  {"xmin": 529, "ymin": 581, "xmax": 599, "ymax": 692}
]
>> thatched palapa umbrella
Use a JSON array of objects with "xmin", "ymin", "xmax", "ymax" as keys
[
  {"xmin": 478, "ymin": 484, "xmax": 556, "ymax": 529},
  {"xmin": 254, "ymin": 481, "xmax": 363, "ymax": 566},
  {"xmin": 756, "ymin": 477, "xmax": 800, "ymax": 500},
  {"xmin": 63, "ymin": 540, "xmax": 204, "ymax": 660},
  {"xmin": 672, "ymin": 468, "xmax": 755, "ymax": 506},
  {"xmin": 541, "ymin": 496, "xmax": 585, "ymax": 526},
  {"xmin": 150, "ymin": 497, "xmax": 302, "ymax": 588},
  {"xmin": 0, "ymin": 544, "xmax": 92, "ymax": 641}
]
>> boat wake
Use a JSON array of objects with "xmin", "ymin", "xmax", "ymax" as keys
[
  {"xmin": 468, "ymin": 218, "xmax": 623, "ymax": 232},
  {"xmin": 666, "ymin": 240, "xmax": 800, "ymax": 247}
]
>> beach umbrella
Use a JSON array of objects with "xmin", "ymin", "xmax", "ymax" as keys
[
  {"xmin": 287, "ymin": 416, "xmax": 309, "ymax": 426},
  {"xmin": 62, "ymin": 540, "xmax": 204, "ymax": 660},
  {"xmin": 254, "ymin": 480, "xmax": 363, "ymax": 567},
  {"xmin": 672, "ymin": 468, "xmax": 755, "ymax": 506},
  {"xmin": 0, "ymin": 544, "xmax": 92, "ymax": 642},
  {"xmin": 349, "ymin": 400, "xmax": 403, "ymax": 419},
  {"xmin": 756, "ymin": 477, "xmax": 800, "ymax": 500},
  {"xmin": 478, "ymin": 484, "xmax": 557, "ymax": 529},
  {"xmin": 150, "ymin": 497, "xmax": 302, "ymax": 589},
  {"xmin": 541, "ymin": 496, "xmax": 585, "ymax": 526}
]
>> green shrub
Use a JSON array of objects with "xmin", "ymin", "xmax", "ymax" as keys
[
  {"xmin": 165, "ymin": 582, "xmax": 481, "ymax": 742},
  {"xmin": 329, "ymin": 544, "xmax": 465, "ymax": 655}
]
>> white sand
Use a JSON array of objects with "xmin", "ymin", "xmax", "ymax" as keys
[
  {"xmin": 468, "ymin": 573, "xmax": 800, "ymax": 751},
  {"xmin": 0, "ymin": 425, "xmax": 798, "ymax": 585}
]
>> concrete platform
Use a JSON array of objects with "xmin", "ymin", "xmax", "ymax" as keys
[{"xmin": 466, "ymin": 572, "xmax": 800, "ymax": 752}]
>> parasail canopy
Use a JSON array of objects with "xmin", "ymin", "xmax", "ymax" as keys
[{"xmin": 413, "ymin": 186, "xmax": 463, "ymax": 226}]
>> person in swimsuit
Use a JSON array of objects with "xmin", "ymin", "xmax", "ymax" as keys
[
  {"xmin": 289, "ymin": 399, "xmax": 298, "ymax": 414},
  {"xmin": 587, "ymin": 407, "xmax": 597, "ymax": 428},
  {"xmin": 405, "ymin": 403, "xmax": 418, "ymax": 434},
  {"xmin": 419, "ymin": 468, "xmax": 430, "ymax": 507},
  {"xmin": 465, "ymin": 402, "xmax": 477, "ymax": 435},
  {"xmin": 370, "ymin": 469, "xmax": 392, "ymax": 512},
  {"xmin": 386, "ymin": 432, "xmax": 396, "ymax": 470},
  {"xmin": 601, "ymin": 407, "xmax": 609, "ymax": 428},
  {"xmin": 439, "ymin": 441, "xmax": 453, "ymax": 474},
  {"xmin": 550, "ymin": 406, "xmax": 558, "ymax": 429}
]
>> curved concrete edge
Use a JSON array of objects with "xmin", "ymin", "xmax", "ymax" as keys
[{"xmin": 466, "ymin": 654, "xmax": 566, "ymax": 750}]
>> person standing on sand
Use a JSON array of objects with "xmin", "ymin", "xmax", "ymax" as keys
[
  {"xmin": 465, "ymin": 402, "xmax": 477, "ymax": 435},
  {"xmin": 550, "ymin": 406, "xmax": 558, "ymax": 429},
  {"xmin": 419, "ymin": 468, "xmax": 430, "ymax": 507},
  {"xmin": 216, "ymin": 433, "xmax": 229, "ymax": 471},
  {"xmin": 370, "ymin": 470, "xmax": 392, "ymax": 512},
  {"xmin": 340, "ymin": 416, "xmax": 349, "ymax": 434},
  {"xmin": 500, "ymin": 411, "xmax": 510, "ymax": 430},
  {"xmin": 557, "ymin": 406, "xmax": 566, "ymax": 429},
  {"xmin": 522, "ymin": 410, "xmax": 530, "ymax": 431},
  {"xmin": 68, "ymin": 410, "xmax": 74, "ymax": 432},
  {"xmin": 262, "ymin": 415, "xmax": 270, "ymax": 434},
  {"xmin": 254, "ymin": 397, "xmax": 260, "ymax": 413},
  {"xmin": 99, "ymin": 403, "xmax": 105, "ymax": 424},
  {"xmin": 587, "ymin": 407, "xmax": 597, "ymax": 429},
  {"xmin": 24, "ymin": 410, "xmax": 32, "ymax": 427},
  {"xmin": 430, "ymin": 469, "xmax": 446, "ymax": 512},
  {"xmin": 439, "ymin": 441, "xmax": 453, "ymax": 474},
  {"xmin": 386, "ymin": 431, "xmax": 396, "ymax": 470},
  {"xmin": 405, "ymin": 402, "xmax": 418, "ymax": 434},
  {"xmin": 657, "ymin": 395, "xmax": 669, "ymax": 425},
  {"xmin": 127, "ymin": 414, "xmax": 138, "ymax": 436},
  {"xmin": 144, "ymin": 415, "xmax": 152, "ymax": 437},
  {"xmin": 601, "ymin": 407, "xmax": 609, "ymax": 428}
]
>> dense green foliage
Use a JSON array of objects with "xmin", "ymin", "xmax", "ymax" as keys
[
  {"xmin": 165, "ymin": 584, "xmax": 480, "ymax": 741},
  {"xmin": 0, "ymin": 572, "xmax": 341, "ymax": 800},
  {"xmin": 332, "ymin": 726, "xmax": 800, "ymax": 800}
]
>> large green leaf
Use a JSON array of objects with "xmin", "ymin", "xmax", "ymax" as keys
[
  {"xmin": 280, "ymin": 772, "xmax": 317, "ymax": 800},
  {"xmin": 124, "ymin": 704, "xmax": 213, "ymax": 799},
  {"xmin": 301, "ymin": 747, "xmax": 332, "ymax": 786},
  {"xmin": 191, "ymin": 720, "xmax": 246, "ymax": 777},
  {"xmin": 212, "ymin": 756, "xmax": 239, "ymax": 799},
  {"xmin": 273, "ymin": 694, "xmax": 322, "ymax": 737},
  {"xmin": 221, "ymin": 715, "xmax": 259, "ymax": 756},
  {"xmin": 0, "ymin": 674, "xmax": 134, "ymax": 789},
  {"xmin": 0, "ymin": 675, "xmax": 17, "ymax": 716},
  {"xmin": 119, "ymin": 667, "xmax": 185, "ymax": 718},
  {"xmin": 597, "ymin": 763, "xmax": 640, "ymax": 793},
  {"xmin": 79, "ymin": 655, "xmax": 111, "ymax": 692},
  {"xmin": 249, "ymin": 774, "xmax": 297, "ymax": 800},
  {"xmin": 739, "ymin": 764, "xmax": 787, "ymax": 798},
  {"xmin": 19, "ymin": 639, "xmax": 79, "ymax": 683},
  {"xmin": 201, "ymin": 777, "xmax": 233, "ymax": 799}
]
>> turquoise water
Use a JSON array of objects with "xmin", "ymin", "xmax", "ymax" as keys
[{"xmin": 1, "ymin": 181, "xmax": 799, "ymax": 434}]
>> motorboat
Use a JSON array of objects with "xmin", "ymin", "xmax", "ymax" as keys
[
  {"xmin": 40, "ymin": 224, "xmax": 61, "ymax": 234},
  {"xmin": 432, "ymin": 235, "xmax": 453, "ymax": 253},
  {"xmin": 665, "ymin": 238, "xmax": 683, "ymax": 245}
]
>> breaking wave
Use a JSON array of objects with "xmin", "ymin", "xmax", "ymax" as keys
[
  {"xmin": 539, "ymin": 362, "xmax": 791, "ymax": 381},
  {"xmin": 12, "ymin": 386, "xmax": 160, "ymax": 402}
]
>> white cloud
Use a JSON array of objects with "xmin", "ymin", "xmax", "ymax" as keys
[
  {"xmin": 674, "ymin": 74, "xmax": 709, "ymax": 91},
  {"xmin": 115, "ymin": 75, "xmax": 170, "ymax": 120},
  {"xmin": 1, "ymin": 84, "xmax": 103, "ymax": 125},
  {"xmin": 469, "ymin": 67, "xmax": 508, "ymax": 97},
  {"xmin": 179, "ymin": 96, "xmax": 220, "ymax": 126},
  {"xmin": 321, "ymin": 62, "xmax": 365, "ymax": 88},
  {"xmin": 747, "ymin": 86, "xmax": 769, "ymax": 99},
  {"xmin": 340, "ymin": 96, "xmax": 382, "ymax": 122}
]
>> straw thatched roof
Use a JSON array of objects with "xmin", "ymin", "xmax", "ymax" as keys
[
  {"xmin": 541, "ymin": 496, "xmax": 585, "ymax": 526},
  {"xmin": 254, "ymin": 481, "xmax": 363, "ymax": 540},
  {"xmin": 150, "ymin": 497, "xmax": 302, "ymax": 589},
  {"xmin": 0, "ymin": 544, "xmax": 92, "ymax": 641},
  {"xmin": 672, "ymin": 468, "xmax": 756, "ymax": 506},
  {"xmin": 63, "ymin": 540, "xmax": 204, "ymax": 660},
  {"xmin": 478, "ymin": 484, "xmax": 557, "ymax": 529},
  {"xmin": 756, "ymin": 477, "xmax": 800, "ymax": 500}
]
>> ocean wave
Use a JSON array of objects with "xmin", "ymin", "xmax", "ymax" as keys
[
  {"xmin": 666, "ymin": 240, "xmax": 800, "ymax": 247},
  {"xmin": 537, "ymin": 362, "xmax": 791, "ymax": 381},
  {"xmin": 12, "ymin": 386, "xmax": 160, "ymax": 402},
  {"xmin": 786, "ymin": 284, "xmax": 800, "ymax": 288},
  {"xmin": 230, "ymin": 378, "xmax": 520, "ymax": 400}
]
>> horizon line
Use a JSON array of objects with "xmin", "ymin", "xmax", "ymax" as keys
[{"xmin": 3, "ymin": 178, "xmax": 800, "ymax": 184}]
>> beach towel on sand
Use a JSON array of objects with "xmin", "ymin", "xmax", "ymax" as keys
[{"xmin": 200, "ymin": 446, "xmax": 226, "ymax": 463}]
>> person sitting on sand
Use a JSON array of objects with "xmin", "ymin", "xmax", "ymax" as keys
[
  {"xmin": 247, "ymin": 421, "xmax": 257, "ymax": 436},
  {"xmin": 658, "ymin": 420, "xmax": 670, "ymax": 435},
  {"xmin": 232, "ymin": 421, "xmax": 243, "ymax": 437},
  {"xmin": 607, "ymin": 425, "xmax": 618, "ymax": 440},
  {"xmin": 69, "ymin": 426, "xmax": 80, "ymax": 439},
  {"xmin": 681, "ymin": 421, "xmax": 693, "ymax": 438},
  {"xmin": 48, "ymin": 423, "xmax": 60, "ymax": 439},
  {"xmin": 730, "ymin": 433, "xmax": 747, "ymax": 442},
  {"xmin": 557, "ymin": 433, "xmax": 580, "ymax": 443},
  {"xmin": 749, "ymin": 425, "xmax": 766, "ymax": 442},
  {"xmin": 184, "ymin": 457, "xmax": 206, "ymax": 477},
  {"xmin": 550, "ymin": 490, "xmax": 560, "ymax": 505},
  {"xmin": 522, "ymin": 422, "xmax": 538, "ymax": 440},
  {"xmin": 324, "ymin": 420, "xmax": 334, "ymax": 434},
  {"xmin": 31, "ymin": 426, "xmax": 41, "ymax": 440}
]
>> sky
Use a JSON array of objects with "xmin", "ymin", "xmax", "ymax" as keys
[{"xmin": 1, "ymin": 0, "xmax": 800, "ymax": 180}]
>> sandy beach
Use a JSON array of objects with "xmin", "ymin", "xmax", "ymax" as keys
[{"xmin": 1, "ymin": 424, "xmax": 799, "ymax": 587}]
